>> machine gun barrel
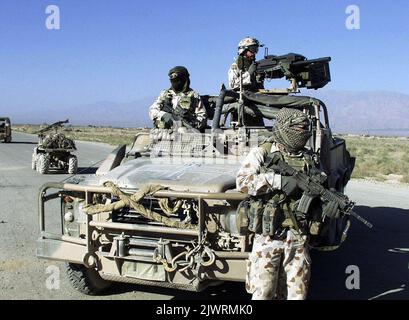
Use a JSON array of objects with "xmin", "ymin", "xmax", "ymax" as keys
[
  {"xmin": 37, "ymin": 119, "xmax": 69, "ymax": 134},
  {"xmin": 292, "ymin": 56, "xmax": 331, "ymax": 68}
]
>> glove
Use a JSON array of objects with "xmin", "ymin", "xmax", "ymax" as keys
[
  {"xmin": 247, "ymin": 62, "xmax": 257, "ymax": 76},
  {"xmin": 281, "ymin": 175, "xmax": 299, "ymax": 196},
  {"xmin": 161, "ymin": 112, "xmax": 174, "ymax": 127}
]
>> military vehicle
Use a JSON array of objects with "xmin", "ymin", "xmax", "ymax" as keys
[
  {"xmin": 36, "ymin": 53, "xmax": 357, "ymax": 295},
  {"xmin": 32, "ymin": 119, "xmax": 78, "ymax": 174},
  {"xmin": 0, "ymin": 117, "xmax": 12, "ymax": 143}
]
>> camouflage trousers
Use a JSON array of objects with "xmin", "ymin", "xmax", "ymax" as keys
[{"xmin": 245, "ymin": 230, "xmax": 311, "ymax": 300}]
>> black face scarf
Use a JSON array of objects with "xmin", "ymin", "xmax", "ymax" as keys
[
  {"xmin": 271, "ymin": 108, "xmax": 312, "ymax": 154},
  {"xmin": 170, "ymin": 74, "xmax": 190, "ymax": 93}
]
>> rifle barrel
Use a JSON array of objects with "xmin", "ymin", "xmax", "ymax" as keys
[{"xmin": 349, "ymin": 210, "xmax": 373, "ymax": 229}]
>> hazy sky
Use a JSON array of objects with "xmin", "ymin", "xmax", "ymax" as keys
[{"xmin": 1, "ymin": 0, "xmax": 408, "ymax": 111}]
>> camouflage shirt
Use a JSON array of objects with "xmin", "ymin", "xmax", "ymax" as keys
[
  {"xmin": 149, "ymin": 89, "xmax": 207, "ymax": 129},
  {"xmin": 228, "ymin": 62, "xmax": 253, "ymax": 91},
  {"xmin": 236, "ymin": 142, "xmax": 282, "ymax": 196},
  {"xmin": 228, "ymin": 61, "xmax": 264, "ymax": 91}
]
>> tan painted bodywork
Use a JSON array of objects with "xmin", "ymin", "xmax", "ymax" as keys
[{"xmin": 36, "ymin": 103, "xmax": 355, "ymax": 292}]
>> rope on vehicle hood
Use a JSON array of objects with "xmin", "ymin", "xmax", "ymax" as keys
[{"xmin": 82, "ymin": 181, "xmax": 194, "ymax": 229}]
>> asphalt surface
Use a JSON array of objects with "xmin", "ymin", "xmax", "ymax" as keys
[{"xmin": 1, "ymin": 132, "xmax": 409, "ymax": 300}]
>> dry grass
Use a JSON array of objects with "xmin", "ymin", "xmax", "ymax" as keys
[
  {"xmin": 14, "ymin": 124, "xmax": 148, "ymax": 146},
  {"xmin": 342, "ymin": 135, "xmax": 409, "ymax": 184}
]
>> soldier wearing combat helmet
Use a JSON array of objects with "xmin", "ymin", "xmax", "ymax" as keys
[
  {"xmin": 149, "ymin": 66, "xmax": 207, "ymax": 130},
  {"xmin": 227, "ymin": 37, "xmax": 265, "ymax": 126},
  {"xmin": 228, "ymin": 37, "xmax": 264, "ymax": 91},
  {"xmin": 236, "ymin": 108, "xmax": 314, "ymax": 300}
]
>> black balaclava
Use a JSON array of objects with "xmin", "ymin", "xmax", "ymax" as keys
[{"xmin": 168, "ymin": 66, "xmax": 190, "ymax": 93}]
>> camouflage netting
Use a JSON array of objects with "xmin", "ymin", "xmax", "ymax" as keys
[
  {"xmin": 149, "ymin": 128, "xmax": 211, "ymax": 157},
  {"xmin": 40, "ymin": 133, "xmax": 76, "ymax": 150}
]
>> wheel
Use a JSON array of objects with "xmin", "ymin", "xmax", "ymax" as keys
[
  {"xmin": 68, "ymin": 156, "xmax": 78, "ymax": 174},
  {"xmin": 6, "ymin": 136, "xmax": 11, "ymax": 143},
  {"xmin": 31, "ymin": 153, "xmax": 37, "ymax": 170},
  {"xmin": 66, "ymin": 263, "xmax": 112, "ymax": 295},
  {"xmin": 37, "ymin": 154, "xmax": 49, "ymax": 174}
]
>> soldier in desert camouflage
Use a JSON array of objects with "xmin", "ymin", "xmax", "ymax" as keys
[
  {"xmin": 228, "ymin": 37, "xmax": 265, "ymax": 91},
  {"xmin": 236, "ymin": 108, "xmax": 313, "ymax": 300},
  {"xmin": 149, "ymin": 66, "xmax": 207, "ymax": 131},
  {"xmin": 227, "ymin": 37, "xmax": 265, "ymax": 126}
]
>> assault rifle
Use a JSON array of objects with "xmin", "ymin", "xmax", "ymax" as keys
[
  {"xmin": 256, "ymin": 53, "xmax": 331, "ymax": 90},
  {"xmin": 162, "ymin": 104, "xmax": 194, "ymax": 129},
  {"xmin": 270, "ymin": 155, "xmax": 373, "ymax": 228}
]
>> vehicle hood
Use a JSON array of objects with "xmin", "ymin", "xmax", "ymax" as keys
[{"xmin": 96, "ymin": 158, "xmax": 242, "ymax": 193}]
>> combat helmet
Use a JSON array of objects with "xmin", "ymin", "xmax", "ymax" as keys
[{"xmin": 237, "ymin": 37, "xmax": 260, "ymax": 55}]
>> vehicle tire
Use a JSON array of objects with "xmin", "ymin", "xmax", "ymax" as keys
[
  {"xmin": 37, "ymin": 154, "xmax": 49, "ymax": 174},
  {"xmin": 31, "ymin": 154, "xmax": 37, "ymax": 170},
  {"xmin": 66, "ymin": 263, "xmax": 112, "ymax": 295},
  {"xmin": 68, "ymin": 156, "xmax": 78, "ymax": 174}
]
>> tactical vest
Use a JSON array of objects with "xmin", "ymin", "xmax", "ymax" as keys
[
  {"xmin": 240, "ymin": 142, "xmax": 350, "ymax": 250},
  {"xmin": 246, "ymin": 142, "xmax": 314, "ymax": 238},
  {"xmin": 162, "ymin": 90, "xmax": 197, "ymax": 117}
]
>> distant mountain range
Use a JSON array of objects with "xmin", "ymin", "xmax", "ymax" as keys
[
  {"xmin": 9, "ymin": 97, "xmax": 155, "ymax": 128},
  {"xmin": 310, "ymin": 90, "xmax": 409, "ymax": 134},
  {"xmin": 8, "ymin": 90, "xmax": 409, "ymax": 134}
]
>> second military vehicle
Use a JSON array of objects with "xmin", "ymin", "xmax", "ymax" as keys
[
  {"xmin": 32, "ymin": 119, "xmax": 78, "ymax": 174},
  {"xmin": 0, "ymin": 117, "xmax": 12, "ymax": 143},
  {"xmin": 36, "ymin": 53, "xmax": 360, "ymax": 295}
]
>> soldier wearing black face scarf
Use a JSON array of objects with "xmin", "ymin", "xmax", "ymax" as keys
[{"xmin": 149, "ymin": 66, "xmax": 207, "ymax": 130}]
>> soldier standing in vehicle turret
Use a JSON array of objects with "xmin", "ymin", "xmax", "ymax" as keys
[
  {"xmin": 228, "ymin": 37, "xmax": 265, "ymax": 92},
  {"xmin": 227, "ymin": 37, "xmax": 265, "ymax": 126},
  {"xmin": 236, "ymin": 108, "xmax": 313, "ymax": 300},
  {"xmin": 149, "ymin": 66, "xmax": 207, "ymax": 131}
]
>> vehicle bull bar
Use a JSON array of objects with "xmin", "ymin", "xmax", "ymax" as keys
[{"xmin": 38, "ymin": 182, "xmax": 249, "ymax": 268}]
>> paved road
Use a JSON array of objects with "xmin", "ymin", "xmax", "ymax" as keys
[{"xmin": 1, "ymin": 132, "xmax": 409, "ymax": 300}]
